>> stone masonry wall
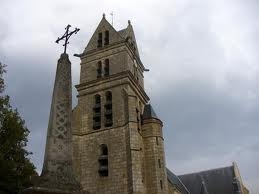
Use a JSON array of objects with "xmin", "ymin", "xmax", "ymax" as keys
[
  {"xmin": 75, "ymin": 126, "xmax": 129, "ymax": 194},
  {"xmin": 71, "ymin": 17, "xmax": 168, "ymax": 194},
  {"xmin": 142, "ymin": 120, "xmax": 168, "ymax": 194}
]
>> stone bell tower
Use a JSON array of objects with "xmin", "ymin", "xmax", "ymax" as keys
[{"xmin": 72, "ymin": 14, "xmax": 168, "ymax": 194}]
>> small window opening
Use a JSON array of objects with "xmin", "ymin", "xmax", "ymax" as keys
[
  {"xmin": 106, "ymin": 91, "xmax": 112, "ymax": 104},
  {"xmin": 95, "ymin": 94, "xmax": 101, "ymax": 104},
  {"xmin": 105, "ymin": 91, "xmax": 113, "ymax": 127},
  {"xmin": 97, "ymin": 61, "xmax": 102, "ymax": 78},
  {"xmin": 136, "ymin": 108, "xmax": 140, "ymax": 131},
  {"xmin": 99, "ymin": 144, "xmax": 108, "ymax": 176},
  {"xmin": 158, "ymin": 159, "xmax": 161, "ymax": 168},
  {"xmin": 93, "ymin": 94, "xmax": 101, "ymax": 130},
  {"xmin": 156, "ymin": 137, "xmax": 159, "ymax": 145},
  {"xmin": 97, "ymin": 32, "xmax": 103, "ymax": 48},
  {"xmin": 104, "ymin": 59, "xmax": 110, "ymax": 76},
  {"xmin": 104, "ymin": 30, "xmax": 109, "ymax": 45},
  {"xmin": 160, "ymin": 180, "xmax": 163, "ymax": 190}
]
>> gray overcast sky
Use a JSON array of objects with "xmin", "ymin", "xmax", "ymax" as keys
[{"xmin": 1, "ymin": 0, "xmax": 258, "ymax": 193}]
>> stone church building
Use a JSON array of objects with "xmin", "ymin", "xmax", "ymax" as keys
[{"xmin": 70, "ymin": 15, "xmax": 249, "ymax": 194}]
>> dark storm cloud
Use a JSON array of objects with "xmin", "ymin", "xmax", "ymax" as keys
[
  {"xmin": 1, "ymin": 48, "xmax": 81, "ymax": 170},
  {"xmin": 140, "ymin": 0, "xmax": 259, "ymax": 192},
  {"xmin": 1, "ymin": 0, "xmax": 258, "ymax": 193},
  {"xmin": 147, "ymin": 74, "xmax": 259, "ymax": 191},
  {"xmin": 153, "ymin": 79, "xmax": 258, "ymax": 159}
]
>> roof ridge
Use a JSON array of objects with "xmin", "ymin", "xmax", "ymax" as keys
[{"xmin": 178, "ymin": 165, "xmax": 233, "ymax": 176}]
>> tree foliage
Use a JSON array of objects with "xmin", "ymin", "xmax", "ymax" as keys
[{"xmin": 0, "ymin": 63, "xmax": 37, "ymax": 193}]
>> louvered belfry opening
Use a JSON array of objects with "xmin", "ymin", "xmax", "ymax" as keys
[
  {"xmin": 104, "ymin": 91, "xmax": 113, "ymax": 127},
  {"xmin": 99, "ymin": 144, "xmax": 108, "ymax": 176},
  {"xmin": 93, "ymin": 94, "xmax": 101, "ymax": 130}
]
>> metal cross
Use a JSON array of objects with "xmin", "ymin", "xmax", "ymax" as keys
[{"xmin": 55, "ymin": 24, "xmax": 80, "ymax": 54}]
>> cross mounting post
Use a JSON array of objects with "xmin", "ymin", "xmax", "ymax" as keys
[{"xmin": 55, "ymin": 24, "xmax": 80, "ymax": 54}]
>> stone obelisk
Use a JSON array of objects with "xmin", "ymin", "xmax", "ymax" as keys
[{"xmin": 24, "ymin": 53, "xmax": 82, "ymax": 194}]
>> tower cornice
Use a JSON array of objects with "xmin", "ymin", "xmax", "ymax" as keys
[{"xmin": 75, "ymin": 70, "xmax": 150, "ymax": 103}]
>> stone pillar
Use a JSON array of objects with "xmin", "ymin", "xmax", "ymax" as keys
[{"xmin": 23, "ymin": 54, "xmax": 83, "ymax": 194}]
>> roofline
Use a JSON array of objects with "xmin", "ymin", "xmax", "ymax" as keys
[
  {"xmin": 167, "ymin": 168, "xmax": 190, "ymax": 194},
  {"xmin": 178, "ymin": 165, "xmax": 233, "ymax": 177}
]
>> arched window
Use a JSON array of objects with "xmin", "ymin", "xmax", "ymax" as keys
[
  {"xmin": 104, "ymin": 30, "xmax": 109, "ymax": 45},
  {"xmin": 95, "ymin": 94, "xmax": 101, "ymax": 104},
  {"xmin": 99, "ymin": 144, "xmax": 108, "ymax": 176},
  {"xmin": 100, "ymin": 144, "xmax": 108, "ymax": 155},
  {"xmin": 104, "ymin": 91, "xmax": 113, "ymax": 127},
  {"xmin": 97, "ymin": 61, "xmax": 102, "ymax": 78},
  {"xmin": 106, "ymin": 91, "xmax": 112, "ymax": 103},
  {"xmin": 104, "ymin": 59, "xmax": 109, "ymax": 77},
  {"xmin": 93, "ymin": 94, "xmax": 101, "ymax": 130},
  {"xmin": 97, "ymin": 32, "xmax": 102, "ymax": 48}
]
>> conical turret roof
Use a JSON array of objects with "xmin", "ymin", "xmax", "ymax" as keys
[{"xmin": 142, "ymin": 104, "xmax": 159, "ymax": 120}]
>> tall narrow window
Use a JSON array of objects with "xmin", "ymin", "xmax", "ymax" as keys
[
  {"xmin": 97, "ymin": 61, "xmax": 102, "ymax": 78},
  {"xmin": 99, "ymin": 144, "xmax": 108, "ymax": 176},
  {"xmin": 104, "ymin": 30, "xmax": 109, "ymax": 45},
  {"xmin": 93, "ymin": 94, "xmax": 101, "ymax": 130},
  {"xmin": 158, "ymin": 159, "xmax": 161, "ymax": 168},
  {"xmin": 104, "ymin": 59, "xmax": 109, "ymax": 77},
  {"xmin": 136, "ymin": 108, "xmax": 140, "ymax": 131},
  {"xmin": 156, "ymin": 137, "xmax": 159, "ymax": 145},
  {"xmin": 160, "ymin": 180, "xmax": 163, "ymax": 190},
  {"xmin": 105, "ymin": 91, "xmax": 113, "ymax": 127},
  {"xmin": 97, "ymin": 32, "xmax": 102, "ymax": 48}
]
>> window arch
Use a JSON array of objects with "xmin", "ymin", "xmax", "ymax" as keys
[
  {"xmin": 99, "ymin": 144, "xmax": 108, "ymax": 176},
  {"xmin": 100, "ymin": 144, "xmax": 108, "ymax": 155},
  {"xmin": 93, "ymin": 94, "xmax": 101, "ymax": 130},
  {"xmin": 104, "ymin": 59, "xmax": 109, "ymax": 76},
  {"xmin": 95, "ymin": 94, "xmax": 101, "ymax": 104},
  {"xmin": 104, "ymin": 91, "xmax": 113, "ymax": 127},
  {"xmin": 106, "ymin": 91, "xmax": 112, "ymax": 103}
]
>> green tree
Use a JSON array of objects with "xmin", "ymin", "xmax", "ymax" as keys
[{"xmin": 0, "ymin": 63, "xmax": 37, "ymax": 193}]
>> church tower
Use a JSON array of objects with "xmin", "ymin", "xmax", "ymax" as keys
[{"xmin": 72, "ymin": 14, "xmax": 168, "ymax": 194}]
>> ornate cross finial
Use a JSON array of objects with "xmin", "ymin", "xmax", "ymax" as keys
[{"xmin": 55, "ymin": 24, "xmax": 80, "ymax": 54}]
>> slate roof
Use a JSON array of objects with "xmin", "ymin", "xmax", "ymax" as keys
[
  {"xmin": 178, "ymin": 166, "xmax": 236, "ymax": 194},
  {"xmin": 167, "ymin": 169, "xmax": 190, "ymax": 194},
  {"xmin": 117, "ymin": 22, "xmax": 140, "ymax": 58},
  {"xmin": 142, "ymin": 104, "xmax": 159, "ymax": 120},
  {"xmin": 118, "ymin": 29, "xmax": 128, "ymax": 38}
]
